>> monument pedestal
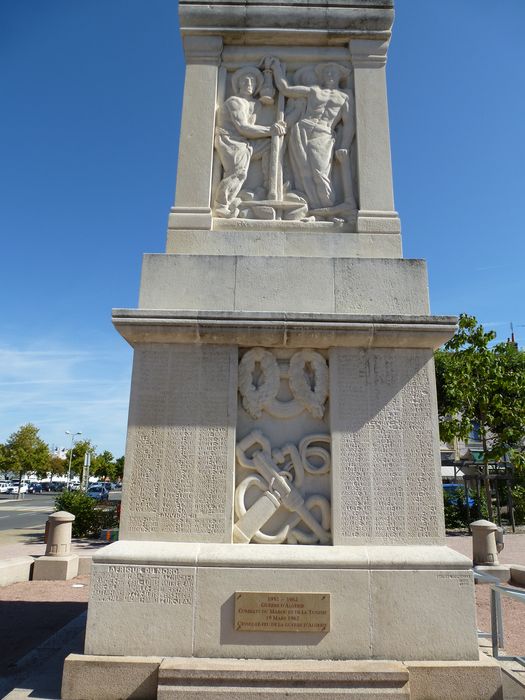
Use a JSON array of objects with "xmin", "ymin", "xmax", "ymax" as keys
[
  {"xmin": 157, "ymin": 658, "xmax": 411, "ymax": 699},
  {"xmin": 84, "ymin": 542, "xmax": 479, "ymax": 662},
  {"xmin": 63, "ymin": 0, "xmax": 504, "ymax": 697}
]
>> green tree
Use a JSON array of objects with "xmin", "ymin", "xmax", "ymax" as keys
[
  {"xmin": 114, "ymin": 456, "xmax": 124, "ymax": 481},
  {"xmin": 48, "ymin": 453, "xmax": 67, "ymax": 480},
  {"xmin": 435, "ymin": 314, "xmax": 525, "ymax": 520},
  {"xmin": 4, "ymin": 424, "xmax": 49, "ymax": 494},
  {"xmin": 66, "ymin": 439, "xmax": 95, "ymax": 479},
  {"xmin": 92, "ymin": 450, "xmax": 115, "ymax": 480},
  {"xmin": 0, "ymin": 443, "xmax": 8, "ymax": 479}
]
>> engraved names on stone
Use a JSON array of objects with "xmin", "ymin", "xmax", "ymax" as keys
[
  {"xmin": 121, "ymin": 344, "xmax": 237, "ymax": 541},
  {"xmin": 330, "ymin": 347, "xmax": 443, "ymax": 545},
  {"xmin": 234, "ymin": 592, "xmax": 330, "ymax": 632},
  {"xmin": 91, "ymin": 565, "xmax": 194, "ymax": 605}
]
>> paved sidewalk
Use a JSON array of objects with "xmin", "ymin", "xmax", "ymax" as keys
[
  {"xmin": 0, "ymin": 538, "xmax": 101, "ymax": 699},
  {"xmin": 447, "ymin": 533, "xmax": 525, "ymax": 658},
  {"xmin": 0, "ymin": 576, "xmax": 89, "ymax": 699}
]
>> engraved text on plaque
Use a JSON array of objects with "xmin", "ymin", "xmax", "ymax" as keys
[{"xmin": 234, "ymin": 592, "xmax": 330, "ymax": 632}]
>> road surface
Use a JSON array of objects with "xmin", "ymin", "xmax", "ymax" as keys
[{"xmin": 0, "ymin": 494, "xmax": 55, "ymax": 546}]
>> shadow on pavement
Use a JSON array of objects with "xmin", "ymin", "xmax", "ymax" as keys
[{"xmin": 0, "ymin": 600, "xmax": 87, "ymax": 674}]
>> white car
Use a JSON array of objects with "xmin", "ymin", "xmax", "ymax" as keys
[
  {"xmin": 0, "ymin": 481, "xmax": 13, "ymax": 494},
  {"xmin": 10, "ymin": 481, "xmax": 29, "ymax": 494}
]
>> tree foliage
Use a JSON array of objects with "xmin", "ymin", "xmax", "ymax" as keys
[
  {"xmin": 435, "ymin": 314, "xmax": 525, "ymax": 461},
  {"xmin": 92, "ymin": 450, "xmax": 115, "ymax": 479},
  {"xmin": 66, "ymin": 439, "xmax": 95, "ymax": 478},
  {"xmin": 435, "ymin": 314, "xmax": 525, "ymax": 518},
  {"xmin": 3, "ymin": 423, "xmax": 50, "ymax": 479},
  {"xmin": 0, "ymin": 443, "xmax": 8, "ymax": 479},
  {"xmin": 114, "ymin": 456, "xmax": 124, "ymax": 481},
  {"xmin": 64, "ymin": 440, "xmax": 123, "ymax": 482},
  {"xmin": 48, "ymin": 454, "xmax": 67, "ymax": 479},
  {"xmin": 55, "ymin": 490, "xmax": 118, "ymax": 538}
]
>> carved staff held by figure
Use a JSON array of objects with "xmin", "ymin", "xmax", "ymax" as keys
[{"xmin": 268, "ymin": 65, "xmax": 285, "ymax": 202}]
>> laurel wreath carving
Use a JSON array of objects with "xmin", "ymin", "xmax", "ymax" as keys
[
  {"xmin": 238, "ymin": 348, "xmax": 280, "ymax": 419},
  {"xmin": 238, "ymin": 348, "xmax": 329, "ymax": 420},
  {"xmin": 288, "ymin": 350, "xmax": 329, "ymax": 419}
]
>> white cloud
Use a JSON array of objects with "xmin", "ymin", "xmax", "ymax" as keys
[{"xmin": 0, "ymin": 341, "xmax": 132, "ymax": 456}]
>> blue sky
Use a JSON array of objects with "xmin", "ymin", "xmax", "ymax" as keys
[{"xmin": 1, "ymin": 1, "xmax": 524, "ymax": 457}]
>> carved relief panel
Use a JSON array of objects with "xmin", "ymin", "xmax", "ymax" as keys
[
  {"xmin": 234, "ymin": 347, "xmax": 331, "ymax": 545},
  {"xmin": 213, "ymin": 48, "xmax": 357, "ymax": 224}
]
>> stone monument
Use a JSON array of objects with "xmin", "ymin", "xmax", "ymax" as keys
[{"xmin": 62, "ymin": 1, "xmax": 503, "ymax": 698}]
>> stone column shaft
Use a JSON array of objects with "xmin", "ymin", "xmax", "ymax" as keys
[
  {"xmin": 168, "ymin": 35, "xmax": 222, "ymax": 232},
  {"xmin": 350, "ymin": 39, "xmax": 400, "ymax": 234}
]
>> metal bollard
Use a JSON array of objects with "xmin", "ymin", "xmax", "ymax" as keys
[
  {"xmin": 471, "ymin": 519, "xmax": 501, "ymax": 566},
  {"xmin": 44, "ymin": 511, "xmax": 75, "ymax": 557}
]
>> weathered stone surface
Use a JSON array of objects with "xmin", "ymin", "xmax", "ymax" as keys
[
  {"xmin": 62, "ymin": 654, "xmax": 161, "ymax": 700},
  {"xmin": 167, "ymin": 229, "xmax": 402, "ymax": 258},
  {"xmin": 119, "ymin": 344, "xmax": 237, "ymax": 543},
  {"xmin": 137, "ymin": 255, "xmax": 430, "ymax": 316},
  {"xmin": 0, "ymin": 556, "xmax": 33, "ymax": 587},
  {"xmin": 179, "ymin": 1, "xmax": 395, "ymax": 40},
  {"xmin": 330, "ymin": 347, "xmax": 445, "ymax": 545},
  {"xmin": 83, "ymin": 543, "xmax": 479, "ymax": 662},
  {"xmin": 158, "ymin": 657, "xmax": 409, "ymax": 699},
  {"xmin": 32, "ymin": 554, "xmax": 79, "ymax": 581},
  {"xmin": 113, "ymin": 310, "xmax": 456, "ymax": 351},
  {"xmin": 406, "ymin": 656, "xmax": 503, "ymax": 700}
]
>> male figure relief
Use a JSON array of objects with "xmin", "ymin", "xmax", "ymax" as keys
[{"xmin": 214, "ymin": 66, "xmax": 287, "ymax": 218}]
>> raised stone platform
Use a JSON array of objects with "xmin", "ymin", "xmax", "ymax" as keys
[
  {"xmin": 157, "ymin": 658, "xmax": 410, "ymax": 698},
  {"xmin": 62, "ymin": 654, "xmax": 503, "ymax": 699},
  {"xmin": 82, "ymin": 542, "xmax": 479, "ymax": 662}
]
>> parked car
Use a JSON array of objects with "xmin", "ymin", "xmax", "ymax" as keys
[
  {"xmin": 87, "ymin": 484, "xmax": 110, "ymax": 501},
  {"xmin": 0, "ymin": 481, "xmax": 13, "ymax": 494},
  {"xmin": 49, "ymin": 482, "xmax": 64, "ymax": 492},
  {"xmin": 28, "ymin": 482, "xmax": 43, "ymax": 494},
  {"xmin": 10, "ymin": 481, "xmax": 29, "ymax": 494}
]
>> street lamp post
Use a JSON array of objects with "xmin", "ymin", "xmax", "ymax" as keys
[{"xmin": 65, "ymin": 430, "xmax": 82, "ymax": 491}]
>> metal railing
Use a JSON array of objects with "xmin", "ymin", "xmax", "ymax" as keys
[{"xmin": 474, "ymin": 570, "xmax": 525, "ymax": 664}]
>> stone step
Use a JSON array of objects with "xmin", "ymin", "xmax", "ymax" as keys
[{"xmin": 157, "ymin": 658, "xmax": 410, "ymax": 699}]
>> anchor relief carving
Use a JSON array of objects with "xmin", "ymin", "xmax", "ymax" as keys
[
  {"xmin": 235, "ymin": 348, "xmax": 331, "ymax": 545},
  {"xmin": 234, "ymin": 430, "xmax": 331, "ymax": 545}
]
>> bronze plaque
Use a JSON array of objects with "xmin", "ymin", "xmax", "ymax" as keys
[{"xmin": 234, "ymin": 591, "xmax": 330, "ymax": 632}]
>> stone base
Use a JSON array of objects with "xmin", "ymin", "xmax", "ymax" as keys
[
  {"xmin": 406, "ymin": 656, "xmax": 503, "ymax": 700},
  {"xmin": 62, "ymin": 654, "xmax": 161, "ymax": 700},
  {"xmin": 62, "ymin": 654, "xmax": 503, "ymax": 700},
  {"xmin": 77, "ymin": 555, "xmax": 92, "ymax": 576},
  {"xmin": 510, "ymin": 565, "xmax": 525, "ymax": 587},
  {"xmin": 0, "ymin": 556, "xmax": 33, "ymax": 586},
  {"xmin": 158, "ymin": 658, "xmax": 409, "ymax": 698},
  {"xmin": 474, "ymin": 565, "xmax": 511, "ymax": 583},
  {"xmin": 84, "ymin": 542, "xmax": 479, "ymax": 661},
  {"xmin": 166, "ymin": 228, "xmax": 403, "ymax": 259},
  {"xmin": 32, "ymin": 553, "xmax": 79, "ymax": 581}
]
